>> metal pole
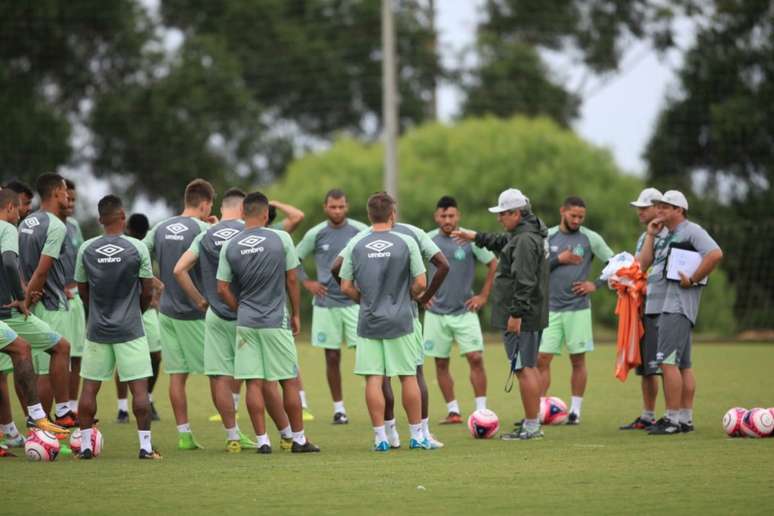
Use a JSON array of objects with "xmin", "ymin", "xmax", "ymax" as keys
[{"xmin": 382, "ymin": 0, "xmax": 398, "ymax": 201}]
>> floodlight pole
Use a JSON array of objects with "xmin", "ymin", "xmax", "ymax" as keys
[{"xmin": 382, "ymin": 0, "xmax": 399, "ymax": 202}]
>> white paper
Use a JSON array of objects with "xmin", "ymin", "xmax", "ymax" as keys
[{"xmin": 666, "ymin": 248, "xmax": 708, "ymax": 285}]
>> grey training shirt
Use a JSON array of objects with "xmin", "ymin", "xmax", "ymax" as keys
[
  {"xmin": 18, "ymin": 210, "xmax": 69, "ymax": 311},
  {"xmin": 0, "ymin": 220, "xmax": 20, "ymax": 319}
]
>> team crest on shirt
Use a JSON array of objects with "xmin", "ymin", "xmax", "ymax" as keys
[
  {"xmin": 365, "ymin": 239, "xmax": 393, "ymax": 258},
  {"xmin": 213, "ymin": 228, "xmax": 239, "ymax": 246},
  {"xmin": 321, "ymin": 244, "xmax": 330, "ymax": 252},
  {"xmin": 238, "ymin": 235, "xmax": 266, "ymax": 255},
  {"xmin": 454, "ymin": 248, "xmax": 466, "ymax": 261},
  {"xmin": 20, "ymin": 217, "xmax": 39, "ymax": 235},
  {"xmin": 573, "ymin": 244, "xmax": 585, "ymax": 257},
  {"xmin": 165, "ymin": 222, "xmax": 189, "ymax": 241},
  {"xmin": 95, "ymin": 244, "xmax": 124, "ymax": 264}
]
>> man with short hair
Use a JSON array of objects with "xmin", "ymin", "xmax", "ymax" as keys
[
  {"xmin": 339, "ymin": 192, "xmax": 432, "ymax": 451},
  {"xmin": 640, "ymin": 190, "xmax": 723, "ymax": 435},
  {"xmin": 537, "ymin": 196, "xmax": 614, "ymax": 424},
  {"xmin": 3, "ymin": 180, "xmax": 33, "ymax": 220},
  {"xmin": 620, "ymin": 188, "xmax": 665, "ymax": 431},
  {"xmin": 453, "ymin": 188, "xmax": 550, "ymax": 440},
  {"xmin": 217, "ymin": 192, "xmax": 319, "ymax": 453},
  {"xmin": 144, "ymin": 179, "xmax": 214, "ymax": 449},
  {"xmin": 424, "ymin": 196, "xmax": 497, "ymax": 421},
  {"xmin": 75, "ymin": 195, "xmax": 160, "ymax": 459},
  {"xmin": 296, "ymin": 189, "xmax": 368, "ymax": 424}
]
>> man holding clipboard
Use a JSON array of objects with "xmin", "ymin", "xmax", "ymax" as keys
[{"xmin": 638, "ymin": 190, "xmax": 723, "ymax": 435}]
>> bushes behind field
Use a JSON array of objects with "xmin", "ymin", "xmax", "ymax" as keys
[{"xmin": 268, "ymin": 116, "xmax": 736, "ymax": 336}]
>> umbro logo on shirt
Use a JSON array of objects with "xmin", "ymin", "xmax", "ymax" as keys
[
  {"xmin": 213, "ymin": 228, "xmax": 239, "ymax": 246},
  {"xmin": 365, "ymin": 239, "xmax": 393, "ymax": 258},
  {"xmin": 96, "ymin": 244, "xmax": 125, "ymax": 263},
  {"xmin": 20, "ymin": 217, "xmax": 39, "ymax": 235},
  {"xmin": 165, "ymin": 222, "xmax": 189, "ymax": 241},
  {"xmin": 238, "ymin": 235, "xmax": 266, "ymax": 255}
]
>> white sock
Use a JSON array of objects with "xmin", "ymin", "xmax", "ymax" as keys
[
  {"xmin": 333, "ymin": 400, "xmax": 346, "ymax": 414},
  {"xmin": 55, "ymin": 402, "xmax": 69, "ymax": 417},
  {"xmin": 447, "ymin": 400, "xmax": 460, "ymax": 415},
  {"xmin": 292, "ymin": 430, "xmax": 306, "ymax": 445},
  {"xmin": 226, "ymin": 426, "xmax": 240, "ymax": 441},
  {"xmin": 257, "ymin": 433, "xmax": 271, "ymax": 447},
  {"xmin": 409, "ymin": 423, "xmax": 423, "ymax": 442},
  {"xmin": 385, "ymin": 418, "xmax": 397, "ymax": 436},
  {"xmin": 523, "ymin": 418, "xmax": 540, "ymax": 432},
  {"xmin": 81, "ymin": 428, "xmax": 93, "ymax": 452},
  {"xmin": 679, "ymin": 408, "xmax": 693, "ymax": 424},
  {"xmin": 279, "ymin": 425, "xmax": 292, "ymax": 439},
  {"xmin": 68, "ymin": 400, "xmax": 78, "ymax": 413},
  {"xmin": 232, "ymin": 392, "xmax": 240, "ymax": 411},
  {"xmin": 1, "ymin": 422, "xmax": 19, "ymax": 437},
  {"xmin": 373, "ymin": 425, "xmax": 388, "ymax": 444},
  {"xmin": 118, "ymin": 398, "xmax": 129, "ymax": 412},
  {"xmin": 27, "ymin": 403, "xmax": 46, "ymax": 420},
  {"xmin": 299, "ymin": 390, "xmax": 308, "ymax": 409},
  {"xmin": 148, "ymin": 393, "xmax": 153, "ymax": 403},
  {"xmin": 666, "ymin": 409, "xmax": 680, "ymax": 422},
  {"xmin": 177, "ymin": 423, "xmax": 191, "ymax": 434},
  {"xmin": 475, "ymin": 396, "xmax": 487, "ymax": 411},
  {"xmin": 641, "ymin": 409, "xmax": 656, "ymax": 421},
  {"xmin": 421, "ymin": 418, "xmax": 431, "ymax": 438},
  {"xmin": 570, "ymin": 396, "xmax": 583, "ymax": 417},
  {"xmin": 138, "ymin": 430, "xmax": 152, "ymax": 453}
]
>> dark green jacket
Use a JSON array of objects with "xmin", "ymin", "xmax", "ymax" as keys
[{"xmin": 474, "ymin": 213, "xmax": 550, "ymax": 332}]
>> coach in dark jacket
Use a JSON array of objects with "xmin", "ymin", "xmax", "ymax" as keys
[{"xmin": 453, "ymin": 188, "xmax": 549, "ymax": 440}]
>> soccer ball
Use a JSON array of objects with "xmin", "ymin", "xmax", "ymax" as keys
[
  {"xmin": 539, "ymin": 397, "xmax": 569, "ymax": 425},
  {"xmin": 69, "ymin": 428, "xmax": 104, "ymax": 455},
  {"xmin": 740, "ymin": 408, "xmax": 774, "ymax": 438},
  {"xmin": 721, "ymin": 407, "xmax": 747, "ymax": 437},
  {"xmin": 25, "ymin": 429, "xmax": 60, "ymax": 461},
  {"xmin": 467, "ymin": 409, "xmax": 500, "ymax": 439}
]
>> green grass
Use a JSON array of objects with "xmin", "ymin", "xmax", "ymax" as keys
[{"xmin": 5, "ymin": 341, "xmax": 774, "ymax": 515}]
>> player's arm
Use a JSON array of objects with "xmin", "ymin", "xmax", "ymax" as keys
[
  {"xmin": 173, "ymin": 250, "xmax": 208, "ymax": 312},
  {"xmin": 77, "ymin": 281, "xmax": 90, "ymax": 307},
  {"xmin": 417, "ymin": 252, "xmax": 448, "ymax": 306},
  {"xmin": 338, "ymin": 246, "xmax": 360, "ymax": 302},
  {"xmin": 679, "ymin": 229, "xmax": 723, "ymax": 288},
  {"xmin": 217, "ymin": 281, "xmax": 238, "ymax": 312},
  {"xmin": 637, "ymin": 218, "xmax": 664, "ymax": 270},
  {"xmin": 270, "ymin": 200, "xmax": 304, "ymax": 234},
  {"xmin": 24, "ymin": 255, "xmax": 55, "ymax": 310},
  {"xmin": 411, "ymin": 273, "xmax": 427, "ymax": 301},
  {"xmin": 467, "ymin": 258, "xmax": 498, "ymax": 312},
  {"xmin": 286, "ymin": 268, "xmax": 301, "ymax": 336},
  {"xmin": 340, "ymin": 279, "xmax": 360, "ymax": 303},
  {"xmin": 330, "ymin": 255, "xmax": 344, "ymax": 285},
  {"xmin": 2, "ymin": 251, "xmax": 29, "ymax": 317},
  {"xmin": 215, "ymin": 241, "xmax": 237, "ymax": 311},
  {"xmin": 296, "ymin": 227, "xmax": 327, "ymax": 297},
  {"xmin": 139, "ymin": 278, "xmax": 153, "ymax": 312}
]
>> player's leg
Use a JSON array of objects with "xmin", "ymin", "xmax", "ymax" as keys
[
  {"xmin": 67, "ymin": 291, "xmax": 87, "ymax": 415},
  {"xmin": 312, "ymin": 306, "xmax": 346, "ymax": 422},
  {"xmin": 466, "ymin": 351, "xmax": 487, "ymax": 406},
  {"xmin": 382, "ymin": 376, "xmax": 395, "ymax": 421},
  {"xmin": 325, "ymin": 349, "xmax": 344, "ymax": 420},
  {"xmin": 296, "ymin": 369, "xmax": 313, "ymax": 421},
  {"xmin": 423, "ymin": 312, "xmax": 459, "ymax": 423},
  {"xmin": 501, "ymin": 331, "xmax": 542, "ymax": 440},
  {"xmin": 565, "ymin": 308, "xmax": 594, "ymax": 423},
  {"xmin": 568, "ymin": 353, "xmax": 586, "ymax": 423},
  {"xmin": 386, "ymin": 333, "xmax": 429, "ymax": 449},
  {"xmin": 355, "ymin": 337, "xmax": 391, "ymax": 450},
  {"xmin": 537, "ymin": 312, "xmax": 563, "ymax": 397},
  {"xmin": 115, "ymin": 374, "xmax": 130, "ymax": 422},
  {"xmin": 434, "ymin": 357, "xmax": 456, "ymax": 411},
  {"xmin": 650, "ymin": 314, "xmax": 685, "ymax": 435},
  {"xmin": 76, "ymin": 379, "xmax": 101, "ymax": 459},
  {"xmin": 678, "ymin": 327, "xmax": 694, "ymax": 432},
  {"xmin": 455, "ymin": 311, "xmax": 487, "ymax": 411},
  {"xmin": 77, "ymin": 338, "xmax": 117, "ymax": 458},
  {"xmin": 263, "ymin": 380, "xmax": 293, "ymax": 449},
  {"xmin": 622, "ymin": 314, "xmax": 660, "ymax": 430},
  {"xmin": 245, "ymin": 379, "xmax": 269, "ymax": 453},
  {"xmin": 115, "ymin": 336, "xmax": 158, "ymax": 458},
  {"xmin": 143, "ymin": 309, "xmax": 163, "ymax": 420}
]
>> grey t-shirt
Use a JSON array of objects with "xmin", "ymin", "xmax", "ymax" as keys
[
  {"xmin": 646, "ymin": 220, "xmax": 720, "ymax": 324},
  {"xmin": 547, "ymin": 226, "xmax": 614, "ymax": 312},
  {"xmin": 217, "ymin": 227, "xmax": 299, "ymax": 329},
  {"xmin": 188, "ymin": 219, "xmax": 244, "ymax": 321},
  {"xmin": 390, "ymin": 223, "xmax": 441, "ymax": 318},
  {"xmin": 62, "ymin": 217, "xmax": 84, "ymax": 286},
  {"xmin": 144, "ymin": 216, "xmax": 209, "ymax": 320},
  {"xmin": 18, "ymin": 210, "xmax": 69, "ymax": 311},
  {"xmin": 75, "ymin": 235, "xmax": 153, "ymax": 344},
  {"xmin": 296, "ymin": 218, "xmax": 368, "ymax": 308},
  {"xmin": 0, "ymin": 220, "xmax": 20, "ymax": 320},
  {"xmin": 637, "ymin": 227, "xmax": 669, "ymax": 314},
  {"xmin": 427, "ymin": 228, "xmax": 496, "ymax": 315},
  {"xmin": 339, "ymin": 230, "xmax": 425, "ymax": 340}
]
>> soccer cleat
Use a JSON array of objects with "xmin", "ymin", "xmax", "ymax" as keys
[
  {"xmin": 648, "ymin": 418, "xmax": 681, "ymax": 435},
  {"xmin": 332, "ymin": 412, "xmax": 349, "ymax": 425},
  {"xmin": 139, "ymin": 448, "xmax": 163, "ymax": 460},
  {"xmin": 512, "ymin": 419, "xmax": 524, "ymax": 430},
  {"xmin": 1, "ymin": 434, "xmax": 25, "ymax": 447},
  {"xmin": 238, "ymin": 431, "xmax": 258, "ymax": 449},
  {"xmin": 566, "ymin": 413, "xmax": 580, "ymax": 425},
  {"xmin": 387, "ymin": 432, "xmax": 401, "ymax": 449},
  {"xmin": 439, "ymin": 412, "xmax": 463, "ymax": 425},
  {"xmin": 225, "ymin": 440, "xmax": 241, "ymax": 453},
  {"xmin": 0, "ymin": 443, "xmax": 16, "ymax": 457},
  {"xmin": 619, "ymin": 416, "xmax": 655, "ymax": 430},
  {"xmin": 518, "ymin": 427, "xmax": 544, "ymax": 440},
  {"xmin": 409, "ymin": 438, "xmax": 432, "ymax": 450},
  {"xmin": 500, "ymin": 431, "xmax": 522, "ymax": 441},
  {"xmin": 302, "ymin": 408, "xmax": 315, "ymax": 422},
  {"xmin": 116, "ymin": 410, "xmax": 130, "ymax": 424},
  {"xmin": 150, "ymin": 402, "xmax": 160, "ymax": 421},
  {"xmin": 27, "ymin": 416, "xmax": 71, "ymax": 435},
  {"xmin": 257, "ymin": 444, "xmax": 272, "ymax": 454},
  {"xmin": 77, "ymin": 449, "xmax": 94, "ymax": 460},
  {"xmin": 291, "ymin": 440, "xmax": 320, "ymax": 453},
  {"xmin": 373, "ymin": 441, "xmax": 390, "ymax": 452},
  {"xmin": 427, "ymin": 434, "xmax": 444, "ymax": 449},
  {"xmin": 177, "ymin": 432, "xmax": 204, "ymax": 450},
  {"xmin": 680, "ymin": 422, "xmax": 694, "ymax": 433},
  {"xmin": 54, "ymin": 411, "xmax": 79, "ymax": 428},
  {"xmin": 280, "ymin": 437, "xmax": 293, "ymax": 451}
]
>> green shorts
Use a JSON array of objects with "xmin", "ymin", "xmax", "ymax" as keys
[
  {"xmin": 80, "ymin": 337, "xmax": 153, "ymax": 382},
  {"xmin": 205, "ymin": 309, "xmax": 236, "ymax": 377},
  {"xmin": 64, "ymin": 293, "xmax": 86, "ymax": 358},
  {"xmin": 1, "ymin": 321, "xmax": 18, "ymax": 371},
  {"xmin": 355, "ymin": 332, "xmax": 421, "ymax": 377},
  {"xmin": 423, "ymin": 311, "xmax": 484, "ymax": 359},
  {"xmin": 4, "ymin": 312, "xmax": 61, "ymax": 375},
  {"xmin": 159, "ymin": 314, "xmax": 205, "ymax": 374},
  {"xmin": 311, "ymin": 305, "xmax": 360, "ymax": 349},
  {"xmin": 142, "ymin": 309, "xmax": 162, "ymax": 353},
  {"xmin": 412, "ymin": 317, "xmax": 424, "ymax": 367},
  {"xmin": 235, "ymin": 327, "xmax": 298, "ymax": 381},
  {"xmin": 539, "ymin": 309, "xmax": 594, "ymax": 355},
  {"xmin": 32, "ymin": 352, "xmax": 51, "ymax": 375},
  {"xmin": 0, "ymin": 354, "xmax": 12, "ymax": 373}
]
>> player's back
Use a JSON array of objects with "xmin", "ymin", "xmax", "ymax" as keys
[
  {"xmin": 196, "ymin": 219, "xmax": 244, "ymax": 320},
  {"xmin": 18, "ymin": 209, "xmax": 68, "ymax": 310},
  {"xmin": 0, "ymin": 220, "xmax": 20, "ymax": 319}
]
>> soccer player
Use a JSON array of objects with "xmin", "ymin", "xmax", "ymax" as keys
[
  {"xmin": 453, "ymin": 188, "xmax": 550, "ymax": 440},
  {"xmin": 639, "ymin": 190, "xmax": 723, "ymax": 435},
  {"xmin": 3, "ymin": 180, "xmax": 33, "ymax": 220},
  {"xmin": 116, "ymin": 214, "xmax": 162, "ymax": 422},
  {"xmin": 75, "ymin": 194, "xmax": 161, "ymax": 459},
  {"xmin": 18, "ymin": 173, "xmax": 78, "ymax": 429},
  {"xmin": 338, "ymin": 192, "xmax": 432, "ymax": 451},
  {"xmin": 217, "ymin": 192, "xmax": 319, "ymax": 453},
  {"xmin": 537, "ymin": 196, "xmax": 613, "ymax": 424},
  {"xmin": 144, "ymin": 179, "xmax": 214, "ymax": 449},
  {"xmin": 296, "ymin": 189, "xmax": 368, "ymax": 424},
  {"xmin": 620, "ymin": 188, "xmax": 665, "ymax": 430},
  {"xmin": 424, "ymin": 196, "xmax": 497, "ymax": 420}
]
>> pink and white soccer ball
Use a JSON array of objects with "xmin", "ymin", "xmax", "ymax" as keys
[
  {"xmin": 740, "ymin": 408, "xmax": 774, "ymax": 438},
  {"xmin": 721, "ymin": 407, "xmax": 747, "ymax": 437},
  {"xmin": 539, "ymin": 397, "xmax": 569, "ymax": 425},
  {"xmin": 467, "ymin": 409, "xmax": 500, "ymax": 439},
  {"xmin": 69, "ymin": 427, "xmax": 104, "ymax": 455},
  {"xmin": 24, "ymin": 429, "xmax": 61, "ymax": 461}
]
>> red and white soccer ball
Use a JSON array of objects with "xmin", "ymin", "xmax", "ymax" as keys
[
  {"xmin": 24, "ymin": 429, "xmax": 61, "ymax": 461},
  {"xmin": 467, "ymin": 409, "xmax": 500, "ymax": 439},
  {"xmin": 740, "ymin": 408, "xmax": 774, "ymax": 438},
  {"xmin": 69, "ymin": 427, "xmax": 104, "ymax": 456},
  {"xmin": 721, "ymin": 407, "xmax": 747, "ymax": 437},
  {"xmin": 539, "ymin": 396, "xmax": 569, "ymax": 425}
]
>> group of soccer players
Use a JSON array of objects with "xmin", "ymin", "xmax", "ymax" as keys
[{"xmin": 0, "ymin": 173, "xmax": 723, "ymax": 459}]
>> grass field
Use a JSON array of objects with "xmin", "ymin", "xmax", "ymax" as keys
[{"xmin": 5, "ymin": 340, "xmax": 774, "ymax": 515}]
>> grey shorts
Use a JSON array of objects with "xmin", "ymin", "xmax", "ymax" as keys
[
  {"xmin": 636, "ymin": 314, "xmax": 662, "ymax": 376},
  {"xmin": 655, "ymin": 313, "xmax": 692, "ymax": 369},
  {"xmin": 503, "ymin": 331, "xmax": 540, "ymax": 372}
]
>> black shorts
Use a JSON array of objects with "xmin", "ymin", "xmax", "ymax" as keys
[
  {"xmin": 655, "ymin": 313, "xmax": 692, "ymax": 369},
  {"xmin": 503, "ymin": 331, "xmax": 541, "ymax": 372},
  {"xmin": 635, "ymin": 314, "xmax": 662, "ymax": 376}
]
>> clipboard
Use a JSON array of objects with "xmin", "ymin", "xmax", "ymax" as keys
[{"xmin": 664, "ymin": 241, "xmax": 708, "ymax": 286}]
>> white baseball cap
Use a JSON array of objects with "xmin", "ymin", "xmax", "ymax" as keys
[
  {"xmin": 656, "ymin": 190, "xmax": 689, "ymax": 210},
  {"xmin": 488, "ymin": 188, "xmax": 529, "ymax": 213},
  {"xmin": 630, "ymin": 187, "xmax": 663, "ymax": 208}
]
